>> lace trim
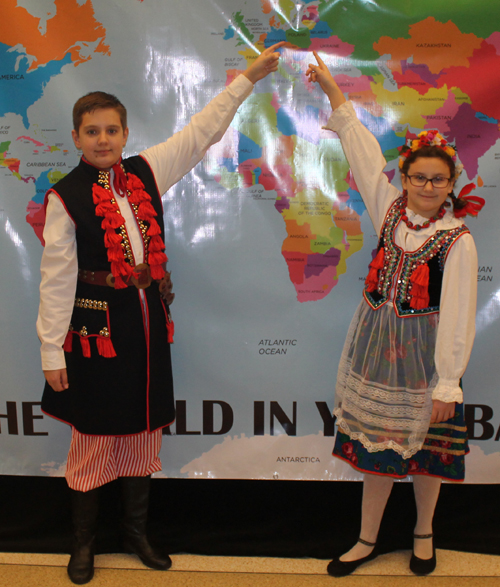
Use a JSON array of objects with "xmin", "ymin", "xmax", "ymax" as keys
[
  {"xmin": 340, "ymin": 397, "xmax": 431, "ymax": 430},
  {"xmin": 335, "ymin": 415, "xmax": 423, "ymax": 458},
  {"xmin": 338, "ymin": 359, "xmax": 433, "ymax": 405}
]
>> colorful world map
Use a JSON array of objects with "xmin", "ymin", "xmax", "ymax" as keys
[
  {"xmin": 214, "ymin": 2, "xmax": 500, "ymax": 301},
  {"xmin": 1, "ymin": 0, "xmax": 500, "ymax": 483},
  {"xmin": 1, "ymin": 0, "xmax": 499, "ymax": 302}
]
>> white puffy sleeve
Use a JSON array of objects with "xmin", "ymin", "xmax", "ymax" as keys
[
  {"xmin": 141, "ymin": 74, "xmax": 253, "ymax": 195},
  {"xmin": 433, "ymin": 232, "xmax": 478, "ymax": 403},
  {"xmin": 36, "ymin": 192, "xmax": 78, "ymax": 371},
  {"xmin": 324, "ymin": 101, "xmax": 401, "ymax": 235}
]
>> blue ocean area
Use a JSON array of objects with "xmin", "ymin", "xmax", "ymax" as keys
[
  {"xmin": 238, "ymin": 133, "xmax": 262, "ymax": 164},
  {"xmin": 0, "ymin": 42, "xmax": 72, "ymax": 129}
]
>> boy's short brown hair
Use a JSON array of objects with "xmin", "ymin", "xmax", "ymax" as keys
[{"xmin": 72, "ymin": 91, "xmax": 127, "ymax": 132}]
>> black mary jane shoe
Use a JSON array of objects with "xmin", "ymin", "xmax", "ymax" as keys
[
  {"xmin": 327, "ymin": 538, "xmax": 378, "ymax": 577},
  {"xmin": 410, "ymin": 533, "xmax": 436, "ymax": 575}
]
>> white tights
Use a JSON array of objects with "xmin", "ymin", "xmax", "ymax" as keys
[{"xmin": 339, "ymin": 473, "xmax": 441, "ymax": 562}]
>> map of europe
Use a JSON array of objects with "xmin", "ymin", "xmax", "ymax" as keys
[{"xmin": 1, "ymin": 0, "xmax": 499, "ymax": 302}]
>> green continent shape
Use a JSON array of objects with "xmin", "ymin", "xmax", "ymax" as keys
[
  {"xmin": 318, "ymin": 0, "xmax": 500, "ymax": 63},
  {"xmin": 48, "ymin": 170, "xmax": 66, "ymax": 183},
  {"xmin": 0, "ymin": 141, "xmax": 11, "ymax": 153},
  {"xmin": 286, "ymin": 28, "xmax": 311, "ymax": 49},
  {"xmin": 233, "ymin": 11, "xmax": 254, "ymax": 46}
]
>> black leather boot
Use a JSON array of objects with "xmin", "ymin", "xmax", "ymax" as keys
[
  {"xmin": 121, "ymin": 476, "xmax": 171, "ymax": 570},
  {"xmin": 67, "ymin": 488, "xmax": 99, "ymax": 585}
]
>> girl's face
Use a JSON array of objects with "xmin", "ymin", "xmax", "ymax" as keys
[{"xmin": 401, "ymin": 157, "xmax": 454, "ymax": 219}]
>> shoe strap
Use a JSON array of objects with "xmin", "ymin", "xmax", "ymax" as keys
[
  {"xmin": 358, "ymin": 537, "xmax": 376, "ymax": 547},
  {"xmin": 414, "ymin": 533, "xmax": 433, "ymax": 539}
]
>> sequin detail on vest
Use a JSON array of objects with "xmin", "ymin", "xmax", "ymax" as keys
[{"xmin": 363, "ymin": 197, "xmax": 470, "ymax": 317}]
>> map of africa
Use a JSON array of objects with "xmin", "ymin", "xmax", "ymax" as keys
[{"xmin": 1, "ymin": 0, "xmax": 500, "ymax": 482}]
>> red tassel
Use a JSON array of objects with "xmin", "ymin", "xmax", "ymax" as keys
[
  {"xmin": 63, "ymin": 331, "xmax": 73, "ymax": 353},
  {"xmin": 80, "ymin": 336, "xmax": 91, "ymax": 358},
  {"xmin": 127, "ymin": 173, "xmax": 146, "ymax": 192},
  {"xmin": 102, "ymin": 214, "xmax": 123, "ymax": 230},
  {"xmin": 104, "ymin": 231, "xmax": 122, "ymax": 247},
  {"xmin": 149, "ymin": 251, "xmax": 168, "ymax": 266},
  {"xmin": 95, "ymin": 200, "xmax": 116, "ymax": 215},
  {"xmin": 107, "ymin": 244, "xmax": 126, "ymax": 262},
  {"xmin": 92, "ymin": 184, "xmax": 112, "ymax": 204},
  {"xmin": 138, "ymin": 201, "xmax": 157, "ymax": 219},
  {"xmin": 147, "ymin": 220, "xmax": 161, "ymax": 236},
  {"xmin": 150, "ymin": 264, "xmax": 165, "ymax": 280},
  {"xmin": 166, "ymin": 315, "xmax": 175, "ymax": 343},
  {"xmin": 409, "ymin": 263, "xmax": 430, "ymax": 310},
  {"xmin": 365, "ymin": 247, "xmax": 385, "ymax": 292},
  {"xmin": 96, "ymin": 336, "xmax": 117, "ymax": 358},
  {"xmin": 148, "ymin": 236, "xmax": 165, "ymax": 252}
]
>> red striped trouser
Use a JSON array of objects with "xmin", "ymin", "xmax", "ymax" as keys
[{"xmin": 65, "ymin": 428, "xmax": 163, "ymax": 492}]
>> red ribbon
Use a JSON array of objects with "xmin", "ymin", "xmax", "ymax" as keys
[
  {"xmin": 112, "ymin": 161, "xmax": 128, "ymax": 197},
  {"xmin": 454, "ymin": 183, "xmax": 485, "ymax": 218}
]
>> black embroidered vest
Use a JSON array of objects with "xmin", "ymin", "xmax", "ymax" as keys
[
  {"xmin": 364, "ymin": 197, "xmax": 470, "ymax": 317},
  {"xmin": 49, "ymin": 156, "xmax": 163, "ymax": 271}
]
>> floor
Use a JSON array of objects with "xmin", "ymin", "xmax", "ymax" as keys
[{"xmin": 1, "ymin": 550, "xmax": 500, "ymax": 587}]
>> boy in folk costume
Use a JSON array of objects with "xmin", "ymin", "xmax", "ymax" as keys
[{"xmin": 37, "ymin": 42, "xmax": 284, "ymax": 585}]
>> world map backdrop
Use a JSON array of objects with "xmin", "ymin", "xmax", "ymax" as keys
[{"xmin": 1, "ymin": 0, "xmax": 499, "ymax": 482}]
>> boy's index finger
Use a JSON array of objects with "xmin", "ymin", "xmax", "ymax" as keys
[{"xmin": 267, "ymin": 41, "xmax": 286, "ymax": 53}]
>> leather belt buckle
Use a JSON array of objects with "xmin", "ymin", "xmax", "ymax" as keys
[{"xmin": 131, "ymin": 263, "xmax": 152, "ymax": 289}]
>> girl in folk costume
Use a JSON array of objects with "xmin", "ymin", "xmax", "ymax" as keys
[
  {"xmin": 37, "ymin": 43, "xmax": 285, "ymax": 585},
  {"xmin": 306, "ymin": 52, "xmax": 484, "ymax": 577}
]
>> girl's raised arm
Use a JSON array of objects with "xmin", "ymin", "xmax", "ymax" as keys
[{"xmin": 306, "ymin": 51, "xmax": 346, "ymax": 110}]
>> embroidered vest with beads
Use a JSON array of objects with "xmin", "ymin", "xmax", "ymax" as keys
[
  {"xmin": 49, "ymin": 156, "xmax": 164, "ymax": 271},
  {"xmin": 363, "ymin": 197, "xmax": 470, "ymax": 317}
]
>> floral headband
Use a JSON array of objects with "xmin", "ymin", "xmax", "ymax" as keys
[{"xmin": 399, "ymin": 130, "xmax": 463, "ymax": 177}]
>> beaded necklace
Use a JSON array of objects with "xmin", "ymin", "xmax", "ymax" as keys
[{"xmin": 399, "ymin": 195, "xmax": 446, "ymax": 231}]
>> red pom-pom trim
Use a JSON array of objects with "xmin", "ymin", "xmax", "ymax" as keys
[
  {"xmin": 409, "ymin": 263, "xmax": 430, "ymax": 310},
  {"xmin": 365, "ymin": 247, "xmax": 385, "ymax": 293}
]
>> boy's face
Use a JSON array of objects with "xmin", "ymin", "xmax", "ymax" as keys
[{"xmin": 72, "ymin": 108, "xmax": 129, "ymax": 170}]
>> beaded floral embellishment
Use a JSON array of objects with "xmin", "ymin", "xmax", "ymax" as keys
[{"xmin": 364, "ymin": 197, "xmax": 470, "ymax": 316}]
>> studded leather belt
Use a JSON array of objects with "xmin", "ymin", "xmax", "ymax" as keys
[{"xmin": 78, "ymin": 263, "xmax": 152, "ymax": 289}]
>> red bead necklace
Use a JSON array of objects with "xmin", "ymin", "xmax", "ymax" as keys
[{"xmin": 399, "ymin": 195, "xmax": 446, "ymax": 231}]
